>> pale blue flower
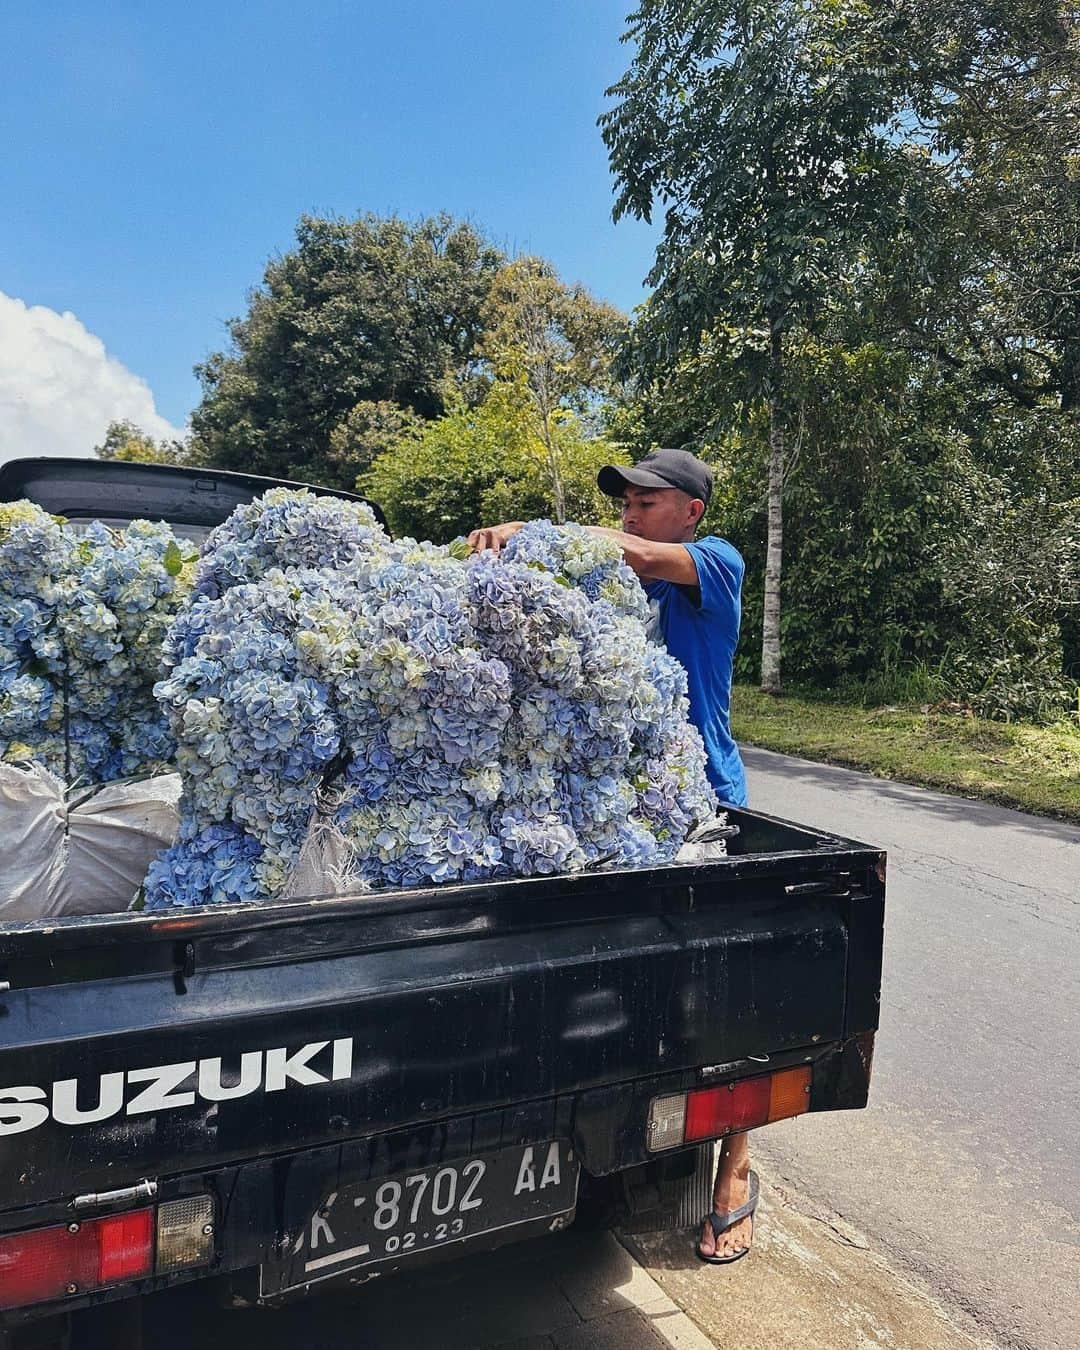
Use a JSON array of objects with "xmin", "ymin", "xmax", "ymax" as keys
[{"xmin": 137, "ymin": 499, "xmax": 718, "ymax": 907}]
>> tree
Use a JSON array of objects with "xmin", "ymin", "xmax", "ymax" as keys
[
  {"xmin": 326, "ymin": 399, "xmax": 424, "ymax": 485},
  {"xmin": 601, "ymin": 0, "xmax": 910, "ymax": 693},
  {"xmin": 480, "ymin": 258, "xmax": 627, "ymax": 522},
  {"xmin": 613, "ymin": 332, "xmax": 963, "ymax": 676},
  {"xmin": 360, "ymin": 381, "xmax": 624, "ymax": 544},
  {"xmin": 843, "ymin": 1, "xmax": 1080, "ymax": 708},
  {"xmin": 869, "ymin": 2, "xmax": 1080, "ymax": 414},
  {"xmin": 934, "ymin": 409, "xmax": 1080, "ymax": 719},
  {"xmin": 190, "ymin": 214, "xmax": 505, "ymax": 489},
  {"xmin": 93, "ymin": 419, "xmax": 192, "ymax": 465},
  {"xmin": 603, "ymin": 2, "xmax": 1079, "ymax": 718}
]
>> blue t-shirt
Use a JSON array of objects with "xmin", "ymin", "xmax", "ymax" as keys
[{"xmin": 644, "ymin": 535, "xmax": 747, "ymax": 807}]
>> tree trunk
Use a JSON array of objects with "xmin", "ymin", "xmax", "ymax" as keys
[
  {"xmin": 760, "ymin": 334, "xmax": 784, "ymax": 696},
  {"xmin": 539, "ymin": 413, "xmax": 567, "ymax": 525},
  {"xmin": 1059, "ymin": 263, "xmax": 1080, "ymax": 411},
  {"xmin": 1061, "ymin": 331, "xmax": 1079, "ymax": 413}
]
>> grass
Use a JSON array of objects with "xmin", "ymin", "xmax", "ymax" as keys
[{"xmin": 730, "ymin": 684, "xmax": 1080, "ymax": 824}]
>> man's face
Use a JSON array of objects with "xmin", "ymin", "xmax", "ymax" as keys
[{"xmin": 619, "ymin": 485, "xmax": 702, "ymax": 542}]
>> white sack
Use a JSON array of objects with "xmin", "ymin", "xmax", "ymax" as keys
[
  {"xmin": 283, "ymin": 809, "xmax": 369, "ymax": 901},
  {"xmin": 0, "ymin": 762, "xmax": 181, "ymax": 919},
  {"xmin": 674, "ymin": 812, "xmax": 734, "ymax": 864}
]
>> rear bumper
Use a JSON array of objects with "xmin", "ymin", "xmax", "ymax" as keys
[{"xmin": 1, "ymin": 1033, "xmax": 871, "ymax": 1326}]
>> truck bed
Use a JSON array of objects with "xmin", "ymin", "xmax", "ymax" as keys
[{"xmin": 0, "ymin": 808, "xmax": 884, "ymax": 1219}]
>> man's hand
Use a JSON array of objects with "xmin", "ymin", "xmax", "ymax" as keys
[{"xmin": 467, "ymin": 521, "xmax": 525, "ymax": 555}]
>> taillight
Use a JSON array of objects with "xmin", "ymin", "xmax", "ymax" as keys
[
  {"xmin": 0, "ymin": 1208, "xmax": 153, "ymax": 1310},
  {"xmin": 156, "ymin": 1195, "xmax": 215, "ymax": 1274},
  {"xmin": 0, "ymin": 1193, "xmax": 216, "ymax": 1311},
  {"xmin": 647, "ymin": 1065, "xmax": 812, "ymax": 1152}
]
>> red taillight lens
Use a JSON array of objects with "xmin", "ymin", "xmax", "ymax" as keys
[
  {"xmin": 98, "ymin": 1209, "xmax": 155, "ymax": 1283},
  {"xmin": 683, "ymin": 1066, "xmax": 812, "ymax": 1143},
  {"xmin": 0, "ymin": 1208, "xmax": 153, "ymax": 1311},
  {"xmin": 685, "ymin": 1076, "xmax": 772, "ymax": 1140}
]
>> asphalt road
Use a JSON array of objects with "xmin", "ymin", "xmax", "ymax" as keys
[{"xmin": 742, "ymin": 747, "xmax": 1080, "ymax": 1350}]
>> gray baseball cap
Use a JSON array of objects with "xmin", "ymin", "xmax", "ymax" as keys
[{"xmin": 597, "ymin": 448, "xmax": 714, "ymax": 506}]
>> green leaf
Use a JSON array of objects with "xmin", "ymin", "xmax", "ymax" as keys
[{"xmin": 163, "ymin": 540, "xmax": 183, "ymax": 576}]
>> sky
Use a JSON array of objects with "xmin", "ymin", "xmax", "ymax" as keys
[{"xmin": 0, "ymin": 1, "xmax": 660, "ymax": 464}]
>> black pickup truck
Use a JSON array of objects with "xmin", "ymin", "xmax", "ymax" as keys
[{"xmin": 0, "ymin": 459, "xmax": 885, "ymax": 1344}]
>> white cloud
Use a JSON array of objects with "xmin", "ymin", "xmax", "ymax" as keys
[{"xmin": 0, "ymin": 292, "xmax": 185, "ymax": 464}]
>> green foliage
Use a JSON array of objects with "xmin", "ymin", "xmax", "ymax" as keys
[
  {"xmin": 326, "ymin": 399, "xmax": 424, "ymax": 485},
  {"xmin": 481, "ymin": 257, "xmax": 626, "ymax": 410},
  {"xmin": 93, "ymin": 419, "xmax": 193, "ymax": 466},
  {"xmin": 601, "ymin": 0, "xmax": 909, "ymax": 372},
  {"xmin": 190, "ymin": 213, "xmax": 504, "ymax": 489},
  {"xmin": 876, "ymin": 2, "xmax": 1080, "ymax": 412},
  {"xmin": 606, "ymin": 1, "xmax": 1080, "ymax": 720},
  {"xmin": 602, "ymin": 0, "xmax": 916, "ymax": 693},
  {"xmin": 358, "ymin": 254, "xmax": 630, "ymax": 542},
  {"xmin": 162, "ymin": 540, "xmax": 183, "ymax": 577},
  {"xmin": 932, "ymin": 411, "xmax": 1080, "ymax": 720},
  {"xmin": 620, "ymin": 332, "xmax": 1080, "ymax": 721},
  {"xmin": 829, "ymin": 658, "xmax": 952, "ymax": 711},
  {"xmin": 606, "ymin": 328, "xmax": 750, "ymax": 460},
  {"xmin": 479, "ymin": 258, "xmax": 627, "ymax": 521},
  {"xmin": 186, "ymin": 216, "xmax": 631, "ymax": 520},
  {"xmin": 713, "ymin": 338, "xmax": 959, "ymax": 678},
  {"xmin": 360, "ymin": 381, "xmax": 623, "ymax": 544}
]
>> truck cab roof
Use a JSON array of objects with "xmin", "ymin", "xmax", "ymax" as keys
[{"xmin": 0, "ymin": 456, "xmax": 387, "ymax": 536}]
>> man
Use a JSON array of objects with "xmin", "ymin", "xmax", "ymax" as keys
[{"xmin": 468, "ymin": 447, "xmax": 757, "ymax": 1265}]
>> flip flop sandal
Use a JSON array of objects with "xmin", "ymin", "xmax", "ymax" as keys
[{"xmin": 696, "ymin": 1169, "xmax": 760, "ymax": 1265}]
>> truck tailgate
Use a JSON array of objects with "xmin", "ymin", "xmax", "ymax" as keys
[{"xmin": 0, "ymin": 814, "xmax": 883, "ymax": 1212}]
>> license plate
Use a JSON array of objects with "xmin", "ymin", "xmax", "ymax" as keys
[{"xmin": 261, "ymin": 1139, "xmax": 580, "ymax": 1295}]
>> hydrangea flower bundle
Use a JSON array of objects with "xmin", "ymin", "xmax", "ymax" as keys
[
  {"xmin": 146, "ymin": 492, "xmax": 718, "ymax": 908},
  {"xmin": 0, "ymin": 500, "xmax": 194, "ymax": 783}
]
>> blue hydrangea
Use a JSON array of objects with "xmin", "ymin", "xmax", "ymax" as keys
[
  {"xmin": 191, "ymin": 487, "xmax": 387, "ymax": 600},
  {"xmin": 0, "ymin": 501, "xmax": 194, "ymax": 781},
  {"xmin": 144, "ymin": 822, "xmax": 264, "ymax": 908},
  {"xmin": 147, "ymin": 495, "xmax": 718, "ymax": 908},
  {"xmin": 502, "ymin": 520, "xmax": 650, "ymax": 623}
]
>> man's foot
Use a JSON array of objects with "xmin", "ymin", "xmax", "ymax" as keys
[{"xmin": 697, "ymin": 1164, "xmax": 756, "ymax": 1262}]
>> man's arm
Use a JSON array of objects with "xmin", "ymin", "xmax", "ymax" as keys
[
  {"xmin": 466, "ymin": 521, "xmax": 525, "ymax": 554},
  {"xmin": 466, "ymin": 521, "xmax": 700, "ymax": 587},
  {"xmin": 587, "ymin": 527, "xmax": 700, "ymax": 586}
]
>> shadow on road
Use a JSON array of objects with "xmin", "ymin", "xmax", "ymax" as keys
[{"xmin": 142, "ymin": 1228, "xmax": 690, "ymax": 1349}]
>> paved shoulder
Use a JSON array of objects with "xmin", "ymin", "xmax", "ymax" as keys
[{"xmin": 624, "ymin": 1171, "xmax": 997, "ymax": 1350}]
